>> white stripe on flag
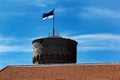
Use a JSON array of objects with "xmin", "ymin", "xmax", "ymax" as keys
[{"xmin": 43, "ymin": 15, "xmax": 54, "ymax": 20}]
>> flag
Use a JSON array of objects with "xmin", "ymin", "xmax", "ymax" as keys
[{"xmin": 42, "ymin": 10, "xmax": 54, "ymax": 20}]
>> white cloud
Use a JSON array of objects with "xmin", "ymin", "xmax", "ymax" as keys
[
  {"xmin": 64, "ymin": 34, "xmax": 120, "ymax": 52},
  {"xmin": 0, "ymin": 36, "xmax": 32, "ymax": 53},
  {"xmin": 1, "ymin": 34, "xmax": 120, "ymax": 53},
  {"xmin": 0, "ymin": 45, "xmax": 32, "ymax": 52},
  {"xmin": 9, "ymin": 0, "xmax": 58, "ymax": 7},
  {"xmin": 80, "ymin": 7, "xmax": 120, "ymax": 19},
  {"xmin": 0, "ymin": 12, "xmax": 27, "ymax": 19}
]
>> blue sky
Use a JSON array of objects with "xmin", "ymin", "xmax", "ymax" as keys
[{"xmin": 0, "ymin": 0, "xmax": 120, "ymax": 69}]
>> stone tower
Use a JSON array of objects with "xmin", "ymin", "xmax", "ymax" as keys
[{"xmin": 32, "ymin": 36, "xmax": 77, "ymax": 64}]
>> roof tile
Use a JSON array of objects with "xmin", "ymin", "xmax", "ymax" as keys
[{"xmin": 0, "ymin": 64, "xmax": 120, "ymax": 80}]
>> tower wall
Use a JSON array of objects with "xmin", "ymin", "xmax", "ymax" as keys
[{"xmin": 32, "ymin": 37, "xmax": 77, "ymax": 64}]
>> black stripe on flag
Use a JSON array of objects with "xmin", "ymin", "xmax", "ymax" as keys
[{"xmin": 42, "ymin": 10, "xmax": 54, "ymax": 20}]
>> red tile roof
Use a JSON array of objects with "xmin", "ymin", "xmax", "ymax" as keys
[{"xmin": 0, "ymin": 64, "xmax": 120, "ymax": 80}]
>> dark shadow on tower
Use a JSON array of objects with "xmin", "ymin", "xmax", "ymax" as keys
[{"xmin": 32, "ymin": 36, "xmax": 77, "ymax": 64}]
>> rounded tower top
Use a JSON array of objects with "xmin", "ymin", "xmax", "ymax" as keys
[
  {"xmin": 32, "ymin": 36, "xmax": 77, "ymax": 64},
  {"xmin": 32, "ymin": 36, "xmax": 77, "ymax": 44}
]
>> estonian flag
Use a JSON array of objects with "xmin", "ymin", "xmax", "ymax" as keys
[{"xmin": 42, "ymin": 10, "xmax": 54, "ymax": 20}]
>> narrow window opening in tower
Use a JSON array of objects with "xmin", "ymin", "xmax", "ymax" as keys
[{"xmin": 37, "ymin": 55, "xmax": 39, "ymax": 61}]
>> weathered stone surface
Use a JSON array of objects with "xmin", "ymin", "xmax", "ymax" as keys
[{"xmin": 32, "ymin": 37, "xmax": 77, "ymax": 64}]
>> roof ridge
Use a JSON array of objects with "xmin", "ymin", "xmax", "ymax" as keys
[
  {"xmin": 6, "ymin": 62, "xmax": 120, "ymax": 67},
  {"xmin": 8, "ymin": 63, "xmax": 75, "ymax": 67},
  {"xmin": 79, "ymin": 62, "xmax": 120, "ymax": 64}
]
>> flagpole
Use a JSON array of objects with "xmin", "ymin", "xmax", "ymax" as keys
[{"xmin": 53, "ymin": 8, "xmax": 55, "ymax": 37}]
